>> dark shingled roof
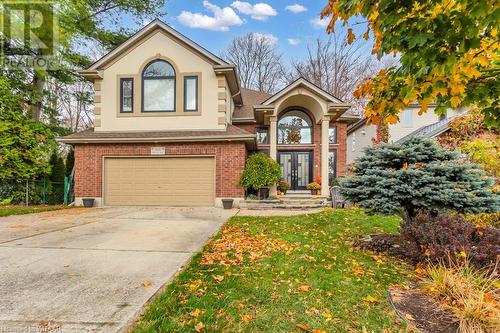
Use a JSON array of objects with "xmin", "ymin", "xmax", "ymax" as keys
[
  {"xmin": 233, "ymin": 88, "xmax": 272, "ymax": 120},
  {"xmin": 59, "ymin": 124, "xmax": 254, "ymax": 143}
]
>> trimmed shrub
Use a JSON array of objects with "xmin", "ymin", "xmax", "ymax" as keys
[
  {"xmin": 340, "ymin": 137, "xmax": 500, "ymax": 220},
  {"xmin": 401, "ymin": 213, "xmax": 500, "ymax": 270},
  {"xmin": 240, "ymin": 153, "xmax": 281, "ymax": 191}
]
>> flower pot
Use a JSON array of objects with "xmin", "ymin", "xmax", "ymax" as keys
[
  {"xmin": 221, "ymin": 199, "xmax": 234, "ymax": 209},
  {"xmin": 258, "ymin": 188, "xmax": 270, "ymax": 200},
  {"xmin": 310, "ymin": 190, "xmax": 319, "ymax": 195},
  {"xmin": 82, "ymin": 198, "xmax": 94, "ymax": 208}
]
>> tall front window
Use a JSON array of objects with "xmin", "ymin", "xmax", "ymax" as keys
[
  {"xmin": 120, "ymin": 78, "xmax": 133, "ymax": 113},
  {"xmin": 142, "ymin": 60, "xmax": 175, "ymax": 112},
  {"xmin": 329, "ymin": 150, "xmax": 337, "ymax": 183},
  {"xmin": 184, "ymin": 76, "xmax": 198, "ymax": 112},
  {"xmin": 277, "ymin": 110, "xmax": 313, "ymax": 145},
  {"xmin": 256, "ymin": 128, "xmax": 269, "ymax": 144}
]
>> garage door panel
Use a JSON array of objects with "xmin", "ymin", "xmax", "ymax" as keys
[{"xmin": 104, "ymin": 157, "xmax": 215, "ymax": 206}]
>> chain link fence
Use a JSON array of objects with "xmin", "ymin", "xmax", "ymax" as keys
[{"xmin": 0, "ymin": 176, "xmax": 73, "ymax": 206}]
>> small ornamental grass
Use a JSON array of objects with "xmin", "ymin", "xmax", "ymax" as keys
[{"xmin": 421, "ymin": 260, "xmax": 500, "ymax": 333}]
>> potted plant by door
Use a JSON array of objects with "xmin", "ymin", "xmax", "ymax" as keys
[
  {"xmin": 307, "ymin": 182, "xmax": 321, "ymax": 195},
  {"xmin": 277, "ymin": 179, "xmax": 290, "ymax": 195},
  {"xmin": 240, "ymin": 153, "xmax": 282, "ymax": 200}
]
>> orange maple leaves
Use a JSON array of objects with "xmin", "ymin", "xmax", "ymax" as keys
[{"xmin": 200, "ymin": 226, "xmax": 293, "ymax": 266}]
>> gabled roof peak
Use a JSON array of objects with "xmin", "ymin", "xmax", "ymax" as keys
[
  {"xmin": 85, "ymin": 19, "xmax": 228, "ymax": 71},
  {"xmin": 261, "ymin": 77, "xmax": 344, "ymax": 105}
]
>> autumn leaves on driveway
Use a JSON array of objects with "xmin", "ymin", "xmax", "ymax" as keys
[{"xmin": 132, "ymin": 209, "xmax": 412, "ymax": 332}]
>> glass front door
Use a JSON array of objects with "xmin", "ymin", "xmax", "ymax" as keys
[{"xmin": 278, "ymin": 151, "xmax": 312, "ymax": 190}]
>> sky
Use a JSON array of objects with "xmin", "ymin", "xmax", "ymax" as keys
[{"xmin": 124, "ymin": 0, "xmax": 373, "ymax": 62}]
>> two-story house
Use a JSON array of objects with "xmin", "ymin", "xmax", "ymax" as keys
[
  {"xmin": 60, "ymin": 20, "xmax": 358, "ymax": 207},
  {"xmin": 346, "ymin": 105, "xmax": 467, "ymax": 164}
]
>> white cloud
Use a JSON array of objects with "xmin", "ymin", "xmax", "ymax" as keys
[
  {"xmin": 285, "ymin": 4, "xmax": 307, "ymax": 13},
  {"xmin": 231, "ymin": 1, "xmax": 277, "ymax": 21},
  {"xmin": 177, "ymin": 1, "xmax": 244, "ymax": 31},
  {"xmin": 254, "ymin": 33, "xmax": 278, "ymax": 44},
  {"xmin": 310, "ymin": 16, "xmax": 329, "ymax": 29},
  {"xmin": 287, "ymin": 38, "xmax": 301, "ymax": 46}
]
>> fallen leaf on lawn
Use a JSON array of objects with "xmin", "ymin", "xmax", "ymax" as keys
[
  {"xmin": 142, "ymin": 281, "xmax": 152, "ymax": 287},
  {"xmin": 298, "ymin": 285, "xmax": 311, "ymax": 292},
  {"xmin": 404, "ymin": 313, "xmax": 415, "ymax": 321},
  {"xmin": 190, "ymin": 308, "xmax": 201, "ymax": 318},
  {"xmin": 322, "ymin": 312, "xmax": 332, "ymax": 319},
  {"xmin": 312, "ymin": 330, "xmax": 327, "ymax": 333},
  {"xmin": 195, "ymin": 322, "xmax": 204, "ymax": 332},
  {"xmin": 241, "ymin": 314, "xmax": 252, "ymax": 323},
  {"xmin": 364, "ymin": 295, "xmax": 380, "ymax": 303},
  {"xmin": 296, "ymin": 323, "xmax": 309, "ymax": 331},
  {"xmin": 212, "ymin": 275, "xmax": 224, "ymax": 282},
  {"xmin": 414, "ymin": 264, "xmax": 426, "ymax": 275}
]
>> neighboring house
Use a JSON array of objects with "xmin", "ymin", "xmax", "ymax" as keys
[
  {"xmin": 60, "ymin": 20, "xmax": 358, "ymax": 207},
  {"xmin": 346, "ymin": 105, "xmax": 467, "ymax": 164}
]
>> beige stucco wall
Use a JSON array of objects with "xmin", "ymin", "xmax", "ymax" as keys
[
  {"xmin": 274, "ymin": 88, "xmax": 328, "ymax": 122},
  {"xmin": 347, "ymin": 123, "xmax": 377, "ymax": 164},
  {"xmin": 96, "ymin": 30, "xmax": 224, "ymax": 132}
]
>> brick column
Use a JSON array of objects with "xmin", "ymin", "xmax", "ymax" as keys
[
  {"xmin": 269, "ymin": 116, "xmax": 277, "ymax": 160},
  {"xmin": 321, "ymin": 116, "xmax": 330, "ymax": 196},
  {"xmin": 269, "ymin": 116, "xmax": 278, "ymax": 196}
]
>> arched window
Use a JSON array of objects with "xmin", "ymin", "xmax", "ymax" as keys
[
  {"xmin": 277, "ymin": 110, "xmax": 313, "ymax": 144},
  {"xmin": 142, "ymin": 60, "xmax": 175, "ymax": 112}
]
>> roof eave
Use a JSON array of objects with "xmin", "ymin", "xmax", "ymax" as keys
[
  {"xmin": 57, "ymin": 134, "xmax": 255, "ymax": 144},
  {"xmin": 78, "ymin": 69, "xmax": 103, "ymax": 81},
  {"xmin": 213, "ymin": 65, "xmax": 242, "ymax": 105}
]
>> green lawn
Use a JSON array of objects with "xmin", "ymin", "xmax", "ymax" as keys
[
  {"xmin": 0, "ymin": 205, "xmax": 70, "ymax": 217},
  {"xmin": 133, "ymin": 209, "xmax": 413, "ymax": 333}
]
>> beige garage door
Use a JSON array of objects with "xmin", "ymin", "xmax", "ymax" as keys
[{"xmin": 104, "ymin": 157, "xmax": 215, "ymax": 206}]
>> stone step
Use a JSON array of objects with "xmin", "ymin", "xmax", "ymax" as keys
[{"xmin": 239, "ymin": 198, "xmax": 329, "ymax": 210}]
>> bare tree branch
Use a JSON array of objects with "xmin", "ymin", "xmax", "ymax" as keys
[{"xmin": 221, "ymin": 33, "xmax": 286, "ymax": 94}]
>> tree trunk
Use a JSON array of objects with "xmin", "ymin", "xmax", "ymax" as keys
[{"xmin": 31, "ymin": 70, "xmax": 45, "ymax": 121}]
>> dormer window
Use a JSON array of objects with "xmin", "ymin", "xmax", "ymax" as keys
[{"xmin": 142, "ymin": 60, "xmax": 175, "ymax": 112}]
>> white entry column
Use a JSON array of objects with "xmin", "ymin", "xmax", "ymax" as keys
[{"xmin": 321, "ymin": 116, "xmax": 330, "ymax": 196}]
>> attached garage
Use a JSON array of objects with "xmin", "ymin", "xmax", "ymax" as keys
[{"xmin": 103, "ymin": 156, "xmax": 215, "ymax": 206}]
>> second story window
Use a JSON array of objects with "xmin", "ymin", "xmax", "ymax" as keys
[
  {"xmin": 120, "ymin": 78, "xmax": 133, "ymax": 113},
  {"xmin": 184, "ymin": 76, "xmax": 198, "ymax": 112},
  {"xmin": 401, "ymin": 109, "xmax": 413, "ymax": 127},
  {"xmin": 142, "ymin": 60, "xmax": 175, "ymax": 112},
  {"xmin": 256, "ymin": 127, "xmax": 269, "ymax": 144}
]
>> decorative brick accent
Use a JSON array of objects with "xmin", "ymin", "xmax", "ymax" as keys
[{"xmin": 73, "ymin": 142, "xmax": 247, "ymax": 200}]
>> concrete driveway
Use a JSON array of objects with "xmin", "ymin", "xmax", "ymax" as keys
[{"xmin": 0, "ymin": 206, "xmax": 235, "ymax": 333}]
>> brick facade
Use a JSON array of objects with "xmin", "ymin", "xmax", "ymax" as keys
[{"xmin": 74, "ymin": 142, "xmax": 247, "ymax": 199}]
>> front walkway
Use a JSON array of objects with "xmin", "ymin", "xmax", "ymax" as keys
[{"xmin": 0, "ymin": 207, "xmax": 235, "ymax": 332}]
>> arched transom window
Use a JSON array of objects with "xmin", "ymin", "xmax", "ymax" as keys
[
  {"xmin": 277, "ymin": 110, "xmax": 313, "ymax": 144},
  {"xmin": 142, "ymin": 60, "xmax": 175, "ymax": 112}
]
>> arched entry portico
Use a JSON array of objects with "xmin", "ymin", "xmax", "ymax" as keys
[{"xmin": 256, "ymin": 79, "xmax": 351, "ymax": 195}]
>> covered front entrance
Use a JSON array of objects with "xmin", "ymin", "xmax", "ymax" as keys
[{"xmin": 278, "ymin": 151, "xmax": 313, "ymax": 191}]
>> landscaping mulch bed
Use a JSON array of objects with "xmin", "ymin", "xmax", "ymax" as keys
[
  {"xmin": 355, "ymin": 233, "xmax": 421, "ymax": 264},
  {"xmin": 388, "ymin": 287, "xmax": 459, "ymax": 333}
]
